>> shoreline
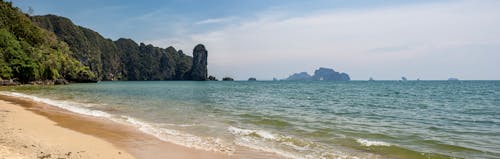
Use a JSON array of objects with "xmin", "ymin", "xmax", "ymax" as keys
[{"xmin": 0, "ymin": 94, "xmax": 229, "ymax": 159}]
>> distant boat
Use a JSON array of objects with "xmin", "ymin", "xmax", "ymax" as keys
[
  {"xmin": 273, "ymin": 78, "xmax": 278, "ymax": 81},
  {"xmin": 448, "ymin": 78, "xmax": 459, "ymax": 81},
  {"xmin": 369, "ymin": 77, "xmax": 375, "ymax": 81}
]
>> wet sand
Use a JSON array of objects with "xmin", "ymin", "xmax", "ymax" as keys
[{"xmin": 0, "ymin": 95, "xmax": 229, "ymax": 159}]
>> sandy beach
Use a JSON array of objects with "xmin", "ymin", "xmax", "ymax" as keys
[
  {"xmin": 0, "ymin": 99, "xmax": 134, "ymax": 159},
  {"xmin": 0, "ymin": 95, "xmax": 229, "ymax": 159}
]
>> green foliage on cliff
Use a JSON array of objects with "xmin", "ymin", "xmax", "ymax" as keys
[
  {"xmin": 1, "ymin": 0, "xmax": 205, "ymax": 82},
  {"xmin": 32, "ymin": 15, "xmax": 195, "ymax": 81},
  {"xmin": 0, "ymin": 1, "xmax": 95, "ymax": 83}
]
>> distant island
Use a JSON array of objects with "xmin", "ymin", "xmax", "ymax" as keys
[
  {"xmin": 285, "ymin": 67, "xmax": 350, "ymax": 81},
  {"xmin": 0, "ymin": 2, "xmax": 208, "ymax": 85},
  {"xmin": 222, "ymin": 77, "xmax": 234, "ymax": 81}
]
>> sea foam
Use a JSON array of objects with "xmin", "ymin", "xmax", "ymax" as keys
[
  {"xmin": 356, "ymin": 138, "xmax": 392, "ymax": 146},
  {"xmin": 0, "ymin": 91, "xmax": 111, "ymax": 118},
  {"xmin": 123, "ymin": 116, "xmax": 234, "ymax": 153},
  {"xmin": 228, "ymin": 126, "xmax": 277, "ymax": 140},
  {"xmin": 227, "ymin": 126, "xmax": 354, "ymax": 159}
]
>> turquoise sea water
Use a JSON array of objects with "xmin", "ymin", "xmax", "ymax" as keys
[{"xmin": 1, "ymin": 81, "xmax": 499, "ymax": 158}]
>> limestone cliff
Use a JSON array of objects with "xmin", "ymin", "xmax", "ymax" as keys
[{"xmin": 190, "ymin": 44, "xmax": 208, "ymax": 80}]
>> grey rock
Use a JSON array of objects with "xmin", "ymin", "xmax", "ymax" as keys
[
  {"xmin": 222, "ymin": 77, "xmax": 234, "ymax": 81},
  {"xmin": 285, "ymin": 67, "xmax": 350, "ymax": 81},
  {"xmin": 208, "ymin": 75, "xmax": 218, "ymax": 81},
  {"xmin": 0, "ymin": 79, "xmax": 19, "ymax": 86},
  {"xmin": 401, "ymin": 77, "xmax": 407, "ymax": 81},
  {"xmin": 54, "ymin": 79, "xmax": 69, "ymax": 85},
  {"xmin": 286, "ymin": 72, "xmax": 312, "ymax": 81},
  {"xmin": 312, "ymin": 67, "xmax": 350, "ymax": 81},
  {"xmin": 190, "ymin": 44, "xmax": 208, "ymax": 80}
]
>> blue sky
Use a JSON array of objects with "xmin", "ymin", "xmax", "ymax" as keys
[{"xmin": 11, "ymin": 0, "xmax": 500, "ymax": 80}]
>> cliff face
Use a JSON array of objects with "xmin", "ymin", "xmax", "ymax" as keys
[
  {"xmin": 31, "ymin": 14, "xmax": 206, "ymax": 81},
  {"xmin": 191, "ymin": 44, "xmax": 208, "ymax": 80}
]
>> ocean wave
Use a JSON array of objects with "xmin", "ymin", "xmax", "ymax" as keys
[
  {"xmin": 228, "ymin": 126, "xmax": 277, "ymax": 140},
  {"xmin": 0, "ymin": 91, "xmax": 234, "ymax": 154},
  {"xmin": 228, "ymin": 126, "xmax": 304, "ymax": 159},
  {"xmin": 123, "ymin": 116, "xmax": 234, "ymax": 154},
  {"xmin": 356, "ymin": 138, "xmax": 391, "ymax": 147},
  {"xmin": 0, "ymin": 91, "xmax": 111, "ymax": 118},
  {"xmin": 227, "ymin": 126, "xmax": 355, "ymax": 159}
]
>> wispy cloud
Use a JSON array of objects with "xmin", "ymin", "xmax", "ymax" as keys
[
  {"xmin": 131, "ymin": 9, "xmax": 166, "ymax": 21},
  {"xmin": 195, "ymin": 16, "xmax": 238, "ymax": 25},
  {"xmin": 151, "ymin": 0, "xmax": 500, "ymax": 80}
]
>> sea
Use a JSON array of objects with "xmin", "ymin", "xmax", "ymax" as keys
[{"xmin": 1, "ymin": 81, "xmax": 499, "ymax": 159}]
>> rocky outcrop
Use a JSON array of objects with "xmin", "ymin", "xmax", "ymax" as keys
[
  {"xmin": 0, "ymin": 79, "xmax": 20, "ymax": 86},
  {"xmin": 286, "ymin": 72, "xmax": 312, "ymax": 81},
  {"xmin": 190, "ymin": 44, "xmax": 208, "ymax": 81},
  {"xmin": 222, "ymin": 77, "xmax": 234, "ymax": 81},
  {"xmin": 312, "ymin": 67, "xmax": 350, "ymax": 81},
  {"xmin": 248, "ymin": 77, "xmax": 257, "ymax": 81},
  {"xmin": 54, "ymin": 79, "xmax": 69, "ymax": 85},
  {"xmin": 208, "ymin": 75, "xmax": 218, "ymax": 81},
  {"xmin": 401, "ymin": 77, "xmax": 407, "ymax": 81},
  {"xmin": 286, "ymin": 67, "xmax": 350, "ymax": 81}
]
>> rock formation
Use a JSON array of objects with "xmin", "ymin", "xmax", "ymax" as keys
[
  {"xmin": 191, "ymin": 44, "xmax": 208, "ymax": 81},
  {"xmin": 248, "ymin": 77, "xmax": 257, "ymax": 81},
  {"xmin": 285, "ymin": 67, "xmax": 350, "ymax": 81},
  {"xmin": 286, "ymin": 72, "xmax": 312, "ymax": 81},
  {"xmin": 222, "ymin": 77, "xmax": 234, "ymax": 81},
  {"xmin": 312, "ymin": 67, "xmax": 350, "ymax": 81},
  {"xmin": 208, "ymin": 75, "xmax": 218, "ymax": 81},
  {"xmin": 54, "ymin": 79, "xmax": 69, "ymax": 85}
]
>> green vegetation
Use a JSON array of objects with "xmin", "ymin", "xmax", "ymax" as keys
[
  {"xmin": 32, "ymin": 15, "xmax": 194, "ymax": 81},
  {"xmin": 0, "ymin": 1, "xmax": 95, "ymax": 83},
  {"xmin": 1, "ymin": 0, "xmax": 204, "ymax": 82}
]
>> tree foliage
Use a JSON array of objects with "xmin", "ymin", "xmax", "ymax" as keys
[{"xmin": 0, "ymin": 1, "xmax": 95, "ymax": 83}]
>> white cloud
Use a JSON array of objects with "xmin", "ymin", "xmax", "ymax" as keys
[
  {"xmin": 195, "ymin": 16, "xmax": 237, "ymax": 25},
  {"xmin": 149, "ymin": 0, "xmax": 500, "ymax": 80}
]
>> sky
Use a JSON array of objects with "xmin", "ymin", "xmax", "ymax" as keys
[{"xmin": 11, "ymin": 0, "xmax": 500, "ymax": 80}]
